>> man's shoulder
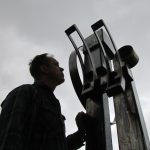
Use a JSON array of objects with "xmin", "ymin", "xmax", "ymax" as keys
[
  {"xmin": 9, "ymin": 84, "xmax": 35, "ymax": 95},
  {"xmin": 15, "ymin": 84, "xmax": 34, "ymax": 90},
  {"xmin": 1, "ymin": 84, "xmax": 36, "ymax": 107}
]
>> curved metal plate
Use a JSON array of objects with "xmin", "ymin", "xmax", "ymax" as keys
[{"xmin": 69, "ymin": 51, "xmax": 86, "ymax": 108}]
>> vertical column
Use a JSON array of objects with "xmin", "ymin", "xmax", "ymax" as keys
[{"xmin": 113, "ymin": 54, "xmax": 150, "ymax": 150}]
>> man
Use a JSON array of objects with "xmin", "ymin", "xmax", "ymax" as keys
[{"xmin": 0, "ymin": 53, "xmax": 86, "ymax": 150}]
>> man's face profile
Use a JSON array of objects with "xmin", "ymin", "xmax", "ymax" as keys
[{"xmin": 44, "ymin": 57, "xmax": 65, "ymax": 85}]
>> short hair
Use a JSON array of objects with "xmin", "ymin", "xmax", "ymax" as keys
[{"xmin": 29, "ymin": 53, "xmax": 53, "ymax": 80}]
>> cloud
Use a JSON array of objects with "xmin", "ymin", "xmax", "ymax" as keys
[{"xmin": 0, "ymin": 0, "xmax": 97, "ymax": 46}]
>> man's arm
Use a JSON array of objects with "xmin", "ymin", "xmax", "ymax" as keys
[
  {"xmin": 66, "ymin": 112, "xmax": 87, "ymax": 150},
  {"xmin": 66, "ymin": 111, "xmax": 98, "ymax": 150},
  {"xmin": 66, "ymin": 130, "xmax": 85, "ymax": 150}
]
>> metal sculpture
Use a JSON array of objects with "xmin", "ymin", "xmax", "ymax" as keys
[{"xmin": 65, "ymin": 19, "xmax": 150, "ymax": 150}]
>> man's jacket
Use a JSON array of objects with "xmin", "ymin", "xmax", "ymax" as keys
[{"xmin": 0, "ymin": 82, "xmax": 84, "ymax": 150}]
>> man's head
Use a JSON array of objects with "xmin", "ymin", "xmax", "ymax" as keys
[{"xmin": 29, "ymin": 53, "xmax": 65, "ymax": 86}]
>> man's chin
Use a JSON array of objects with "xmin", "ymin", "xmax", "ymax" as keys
[
  {"xmin": 61, "ymin": 78, "xmax": 65, "ymax": 83},
  {"xmin": 57, "ymin": 78, "xmax": 65, "ymax": 85}
]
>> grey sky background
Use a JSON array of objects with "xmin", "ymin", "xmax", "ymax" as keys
[{"xmin": 0, "ymin": 0, "xmax": 150, "ymax": 149}]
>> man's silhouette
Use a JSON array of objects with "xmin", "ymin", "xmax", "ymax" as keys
[{"xmin": 0, "ymin": 53, "xmax": 86, "ymax": 150}]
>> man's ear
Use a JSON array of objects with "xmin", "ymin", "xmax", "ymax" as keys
[{"xmin": 40, "ymin": 65, "xmax": 49, "ymax": 74}]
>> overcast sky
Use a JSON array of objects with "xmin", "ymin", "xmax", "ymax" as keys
[{"xmin": 0, "ymin": 0, "xmax": 150, "ymax": 149}]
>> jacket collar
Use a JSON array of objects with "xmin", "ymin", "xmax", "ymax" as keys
[{"xmin": 33, "ymin": 80, "xmax": 53, "ymax": 93}]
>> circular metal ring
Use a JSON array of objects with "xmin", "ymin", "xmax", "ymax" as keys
[{"xmin": 69, "ymin": 51, "xmax": 86, "ymax": 108}]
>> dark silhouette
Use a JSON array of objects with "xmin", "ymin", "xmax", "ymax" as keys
[{"xmin": 0, "ymin": 53, "xmax": 86, "ymax": 150}]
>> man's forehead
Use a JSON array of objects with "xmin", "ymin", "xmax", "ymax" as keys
[{"xmin": 47, "ymin": 57, "xmax": 59, "ymax": 64}]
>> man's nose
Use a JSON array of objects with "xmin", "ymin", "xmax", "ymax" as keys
[{"xmin": 60, "ymin": 67, "xmax": 64, "ymax": 72}]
